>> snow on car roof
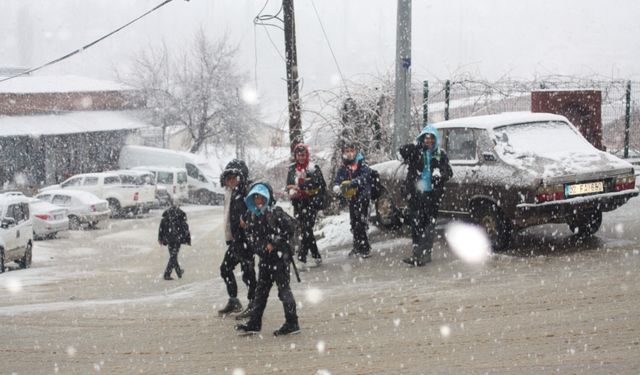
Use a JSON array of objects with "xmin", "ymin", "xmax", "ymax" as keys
[
  {"xmin": 37, "ymin": 189, "xmax": 105, "ymax": 203},
  {"xmin": 434, "ymin": 112, "xmax": 568, "ymax": 130}
]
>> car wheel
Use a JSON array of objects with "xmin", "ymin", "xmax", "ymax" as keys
[
  {"xmin": 471, "ymin": 204, "xmax": 512, "ymax": 251},
  {"xmin": 568, "ymin": 209, "xmax": 602, "ymax": 237},
  {"xmin": 107, "ymin": 199, "xmax": 121, "ymax": 218},
  {"xmin": 69, "ymin": 215, "xmax": 81, "ymax": 230},
  {"xmin": 374, "ymin": 189, "xmax": 402, "ymax": 230},
  {"xmin": 18, "ymin": 242, "xmax": 32, "ymax": 269},
  {"xmin": 0, "ymin": 247, "xmax": 5, "ymax": 273}
]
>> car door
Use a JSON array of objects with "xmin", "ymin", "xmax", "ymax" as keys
[
  {"xmin": 439, "ymin": 127, "xmax": 480, "ymax": 216},
  {"xmin": 81, "ymin": 176, "xmax": 101, "ymax": 196},
  {"xmin": 4, "ymin": 202, "xmax": 29, "ymax": 255},
  {"xmin": 1, "ymin": 204, "xmax": 18, "ymax": 252}
]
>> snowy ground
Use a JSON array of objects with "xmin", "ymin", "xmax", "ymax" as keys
[{"xmin": 0, "ymin": 199, "xmax": 639, "ymax": 374}]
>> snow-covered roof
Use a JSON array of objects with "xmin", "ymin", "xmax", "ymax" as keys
[
  {"xmin": 0, "ymin": 110, "xmax": 150, "ymax": 137},
  {"xmin": 0, "ymin": 74, "xmax": 134, "ymax": 94},
  {"xmin": 434, "ymin": 111, "xmax": 568, "ymax": 130}
]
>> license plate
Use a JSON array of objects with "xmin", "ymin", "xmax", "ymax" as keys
[{"xmin": 565, "ymin": 181, "xmax": 604, "ymax": 196}]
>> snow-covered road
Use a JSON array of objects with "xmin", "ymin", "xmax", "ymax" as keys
[{"xmin": 1, "ymin": 200, "xmax": 639, "ymax": 374}]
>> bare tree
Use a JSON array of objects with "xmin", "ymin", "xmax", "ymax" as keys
[{"xmin": 121, "ymin": 29, "xmax": 258, "ymax": 153}]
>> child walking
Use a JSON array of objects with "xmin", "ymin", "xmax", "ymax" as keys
[{"xmin": 235, "ymin": 182, "xmax": 300, "ymax": 336}]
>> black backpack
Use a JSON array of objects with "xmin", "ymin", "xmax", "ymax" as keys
[{"xmin": 369, "ymin": 168, "xmax": 383, "ymax": 201}]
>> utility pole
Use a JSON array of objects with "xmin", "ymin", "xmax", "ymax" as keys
[
  {"xmin": 283, "ymin": 0, "xmax": 303, "ymax": 151},
  {"xmin": 392, "ymin": 0, "xmax": 412, "ymax": 157}
]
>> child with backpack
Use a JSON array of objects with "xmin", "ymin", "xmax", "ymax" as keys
[
  {"xmin": 235, "ymin": 182, "xmax": 300, "ymax": 336},
  {"xmin": 158, "ymin": 201, "xmax": 191, "ymax": 280},
  {"xmin": 286, "ymin": 143, "xmax": 327, "ymax": 266}
]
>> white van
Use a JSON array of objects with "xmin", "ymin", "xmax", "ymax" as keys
[
  {"xmin": 119, "ymin": 145, "xmax": 223, "ymax": 205},
  {"xmin": 132, "ymin": 166, "xmax": 189, "ymax": 204}
]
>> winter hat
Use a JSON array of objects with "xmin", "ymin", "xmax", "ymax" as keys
[
  {"xmin": 220, "ymin": 159, "xmax": 249, "ymax": 187},
  {"xmin": 245, "ymin": 182, "xmax": 275, "ymax": 216}
]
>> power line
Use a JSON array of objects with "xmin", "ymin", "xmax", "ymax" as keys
[
  {"xmin": 0, "ymin": 0, "xmax": 177, "ymax": 84},
  {"xmin": 310, "ymin": 0, "xmax": 350, "ymax": 97}
]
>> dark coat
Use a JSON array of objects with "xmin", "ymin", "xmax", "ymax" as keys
[
  {"xmin": 333, "ymin": 154, "xmax": 373, "ymax": 203},
  {"xmin": 244, "ymin": 206, "xmax": 295, "ymax": 266},
  {"xmin": 399, "ymin": 143, "xmax": 453, "ymax": 205},
  {"xmin": 286, "ymin": 163, "xmax": 326, "ymax": 209},
  {"xmin": 158, "ymin": 206, "xmax": 191, "ymax": 246},
  {"xmin": 221, "ymin": 159, "xmax": 251, "ymax": 246}
]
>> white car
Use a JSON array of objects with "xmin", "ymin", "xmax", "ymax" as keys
[
  {"xmin": 0, "ymin": 195, "xmax": 33, "ymax": 272},
  {"xmin": 132, "ymin": 166, "xmax": 189, "ymax": 204},
  {"xmin": 35, "ymin": 190, "xmax": 110, "ymax": 230},
  {"xmin": 29, "ymin": 198, "xmax": 69, "ymax": 240}
]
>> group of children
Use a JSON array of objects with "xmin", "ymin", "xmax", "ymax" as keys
[{"xmin": 157, "ymin": 125, "xmax": 453, "ymax": 336}]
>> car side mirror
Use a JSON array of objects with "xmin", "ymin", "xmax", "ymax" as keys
[
  {"xmin": 482, "ymin": 152, "xmax": 496, "ymax": 162},
  {"xmin": 1, "ymin": 217, "xmax": 16, "ymax": 229}
]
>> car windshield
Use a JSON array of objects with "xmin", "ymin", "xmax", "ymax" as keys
[
  {"xmin": 196, "ymin": 162, "xmax": 216, "ymax": 177},
  {"xmin": 494, "ymin": 121, "xmax": 595, "ymax": 155}
]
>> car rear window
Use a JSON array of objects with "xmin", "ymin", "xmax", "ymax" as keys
[
  {"xmin": 157, "ymin": 172, "xmax": 174, "ymax": 184},
  {"xmin": 494, "ymin": 121, "xmax": 594, "ymax": 155}
]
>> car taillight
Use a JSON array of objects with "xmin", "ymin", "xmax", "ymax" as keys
[
  {"xmin": 614, "ymin": 175, "xmax": 636, "ymax": 191},
  {"xmin": 134, "ymin": 192, "xmax": 139, "ymax": 201},
  {"xmin": 90, "ymin": 205, "xmax": 97, "ymax": 212},
  {"xmin": 535, "ymin": 184, "xmax": 565, "ymax": 203},
  {"xmin": 35, "ymin": 214, "xmax": 49, "ymax": 220}
]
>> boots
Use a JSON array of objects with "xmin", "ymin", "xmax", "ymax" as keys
[
  {"xmin": 218, "ymin": 297, "xmax": 242, "ymax": 316},
  {"xmin": 235, "ymin": 300, "xmax": 255, "ymax": 320},
  {"xmin": 273, "ymin": 321, "xmax": 300, "ymax": 336},
  {"xmin": 235, "ymin": 323, "xmax": 261, "ymax": 335},
  {"xmin": 402, "ymin": 252, "xmax": 431, "ymax": 267}
]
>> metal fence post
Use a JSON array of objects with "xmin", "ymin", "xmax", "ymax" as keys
[
  {"xmin": 423, "ymin": 80, "xmax": 429, "ymax": 126},
  {"xmin": 624, "ymin": 81, "xmax": 631, "ymax": 158},
  {"xmin": 444, "ymin": 79, "xmax": 450, "ymax": 120}
]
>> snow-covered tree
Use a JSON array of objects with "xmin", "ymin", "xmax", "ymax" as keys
[{"xmin": 121, "ymin": 29, "xmax": 259, "ymax": 153}]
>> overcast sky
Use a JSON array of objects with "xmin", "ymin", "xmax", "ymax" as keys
[{"xmin": 1, "ymin": 0, "xmax": 639, "ymax": 122}]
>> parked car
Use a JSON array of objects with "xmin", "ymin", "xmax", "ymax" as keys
[
  {"xmin": 372, "ymin": 112, "xmax": 639, "ymax": 250},
  {"xmin": 35, "ymin": 189, "xmax": 110, "ymax": 230},
  {"xmin": 41, "ymin": 171, "xmax": 147, "ymax": 217},
  {"xmin": 131, "ymin": 166, "xmax": 189, "ymax": 205},
  {"xmin": 119, "ymin": 145, "xmax": 224, "ymax": 205},
  {"xmin": 0, "ymin": 195, "xmax": 33, "ymax": 272},
  {"xmin": 29, "ymin": 198, "xmax": 69, "ymax": 240},
  {"xmin": 112, "ymin": 169, "xmax": 157, "ymax": 213}
]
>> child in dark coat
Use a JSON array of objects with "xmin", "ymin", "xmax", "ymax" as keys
[
  {"xmin": 333, "ymin": 142, "xmax": 374, "ymax": 258},
  {"xmin": 235, "ymin": 182, "xmax": 300, "ymax": 336},
  {"xmin": 399, "ymin": 125, "xmax": 452, "ymax": 266},
  {"xmin": 158, "ymin": 202, "xmax": 191, "ymax": 280},
  {"xmin": 286, "ymin": 143, "xmax": 326, "ymax": 266},
  {"xmin": 218, "ymin": 159, "xmax": 257, "ymax": 318}
]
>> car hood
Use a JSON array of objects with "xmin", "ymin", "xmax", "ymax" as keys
[
  {"xmin": 498, "ymin": 149, "xmax": 634, "ymax": 182},
  {"xmin": 39, "ymin": 184, "xmax": 61, "ymax": 192}
]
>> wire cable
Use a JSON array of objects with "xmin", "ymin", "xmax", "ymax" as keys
[
  {"xmin": 310, "ymin": 0, "xmax": 350, "ymax": 97},
  {"xmin": 0, "ymin": 0, "xmax": 176, "ymax": 84}
]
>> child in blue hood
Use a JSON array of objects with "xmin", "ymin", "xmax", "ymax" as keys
[
  {"xmin": 333, "ymin": 142, "xmax": 374, "ymax": 258},
  {"xmin": 399, "ymin": 125, "xmax": 453, "ymax": 266},
  {"xmin": 235, "ymin": 182, "xmax": 300, "ymax": 336}
]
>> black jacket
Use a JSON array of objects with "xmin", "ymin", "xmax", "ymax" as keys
[
  {"xmin": 286, "ymin": 163, "xmax": 325, "ymax": 209},
  {"xmin": 221, "ymin": 159, "xmax": 251, "ymax": 245},
  {"xmin": 244, "ymin": 206, "xmax": 295, "ymax": 265},
  {"xmin": 158, "ymin": 207, "xmax": 191, "ymax": 246},
  {"xmin": 399, "ymin": 143, "xmax": 453, "ymax": 203},
  {"xmin": 333, "ymin": 155, "xmax": 373, "ymax": 203}
]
